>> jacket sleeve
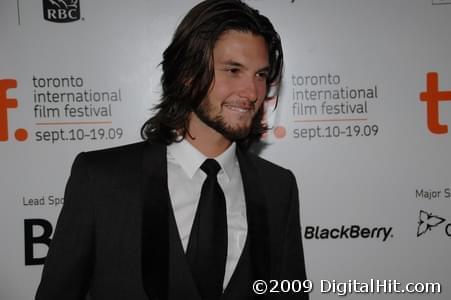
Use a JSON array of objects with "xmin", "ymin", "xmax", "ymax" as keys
[
  {"xmin": 278, "ymin": 171, "xmax": 309, "ymax": 299},
  {"xmin": 35, "ymin": 153, "xmax": 94, "ymax": 300}
]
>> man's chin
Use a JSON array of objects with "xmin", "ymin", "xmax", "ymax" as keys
[
  {"xmin": 212, "ymin": 123, "xmax": 251, "ymax": 141},
  {"xmin": 223, "ymin": 128, "xmax": 250, "ymax": 141}
]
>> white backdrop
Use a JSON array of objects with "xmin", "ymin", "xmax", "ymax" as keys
[{"xmin": 1, "ymin": 0, "xmax": 450, "ymax": 299}]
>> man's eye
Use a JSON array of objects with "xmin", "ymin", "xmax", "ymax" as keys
[
  {"xmin": 256, "ymin": 72, "xmax": 268, "ymax": 80},
  {"xmin": 226, "ymin": 68, "xmax": 240, "ymax": 74}
]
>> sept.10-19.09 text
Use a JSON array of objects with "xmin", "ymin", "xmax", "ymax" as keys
[
  {"xmin": 34, "ymin": 127, "xmax": 123, "ymax": 143},
  {"xmin": 293, "ymin": 124, "xmax": 379, "ymax": 141}
]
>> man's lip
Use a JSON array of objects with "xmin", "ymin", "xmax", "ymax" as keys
[{"xmin": 223, "ymin": 102, "xmax": 254, "ymax": 112}]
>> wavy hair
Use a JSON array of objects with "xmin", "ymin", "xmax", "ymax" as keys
[{"xmin": 141, "ymin": 0, "xmax": 283, "ymax": 150}]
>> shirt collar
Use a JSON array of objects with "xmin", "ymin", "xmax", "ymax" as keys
[{"xmin": 167, "ymin": 139, "xmax": 237, "ymax": 182}]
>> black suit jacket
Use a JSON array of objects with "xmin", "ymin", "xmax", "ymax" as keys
[{"xmin": 35, "ymin": 142, "xmax": 308, "ymax": 300}]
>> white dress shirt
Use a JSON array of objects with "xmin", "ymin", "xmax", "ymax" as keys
[{"xmin": 167, "ymin": 139, "xmax": 247, "ymax": 289}]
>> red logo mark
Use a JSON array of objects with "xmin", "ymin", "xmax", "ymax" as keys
[
  {"xmin": 420, "ymin": 72, "xmax": 451, "ymax": 134},
  {"xmin": 0, "ymin": 79, "xmax": 28, "ymax": 141}
]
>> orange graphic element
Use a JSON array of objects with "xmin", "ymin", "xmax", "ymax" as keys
[
  {"xmin": 273, "ymin": 126, "xmax": 286, "ymax": 139},
  {"xmin": 15, "ymin": 128, "xmax": 28, "ymax": 141},
  {"xmin": 420, "ymin": 72, "xmax": 451, "ymax": 134},
  {"xmin": 0, "ymin": 79, "xmax": 28, "ymax": 141}
]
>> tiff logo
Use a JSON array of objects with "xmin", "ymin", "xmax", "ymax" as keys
[
  {"xmin": 0, "ymin": 79, "xmax": 28, "ymax": 141},
  {"xmin": 420, "ymin": 72, "xmax": 451, "ymax": 134},
  {"xmin": 43, "ymin": 0, "xmax": 80, "ymax": 23}
]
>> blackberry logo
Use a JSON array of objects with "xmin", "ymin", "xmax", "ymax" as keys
[
  {"xmin": 304, "ymin": 225, "xmax": 393, "ymax": 242},
  {"xmin": 43, "ymin": 0, "xmax": 80, "ymax": 23}
]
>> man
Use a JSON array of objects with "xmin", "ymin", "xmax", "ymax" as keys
[{"xmin": 36, "ymin": 0, "xmax": 308, "ymax": 299}]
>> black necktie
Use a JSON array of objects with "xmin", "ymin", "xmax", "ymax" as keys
[{"xmin": 186, "ymin": 159, "xmax": 227, "ymax": 300}]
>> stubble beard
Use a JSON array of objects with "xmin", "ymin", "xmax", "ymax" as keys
[{"xmin": 194, "ymin": 100, "xmax": 255, "ymax": 141}]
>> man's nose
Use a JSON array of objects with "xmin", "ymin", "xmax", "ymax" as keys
[{"xmin": 239, "ymin": 77, "xmax": 258, "ymax": 102}]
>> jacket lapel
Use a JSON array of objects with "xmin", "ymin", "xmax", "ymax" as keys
[
  {"xmin": 141, "ymin": 142, "xmax": 169, "ymax": 300},
  {"xmin": 140, "ymin": 142, "xmax": 201, "ymax": 300},
  {"xmin": 235, "ymin": 148, "xmax": 271, "ymax": 288}
]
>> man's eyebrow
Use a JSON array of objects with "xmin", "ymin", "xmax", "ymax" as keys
[
  {"xmin": 220, "ymin": 60, "xmax": 244, "ymax": 67},
  {"xmin": 258, "ymin": 66, "xmax": 270, "ymax": 73},
  {"xmin": 220, "ymin": 60, "xmax": 270, "ymax": 72}
]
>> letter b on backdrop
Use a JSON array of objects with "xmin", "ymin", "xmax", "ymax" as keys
[{"xmin": 24, "ymin": 219, "xmax": 53, "ymax": 266}]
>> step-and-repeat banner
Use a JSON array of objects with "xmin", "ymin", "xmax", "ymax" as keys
[{"xmin": 1, "ymin": 0, "xmax": 450, "ymax": 299}]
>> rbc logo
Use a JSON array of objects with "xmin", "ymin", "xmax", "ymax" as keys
[
  {"xmin": 0, "ymin": 79, "xmax": 28, "ymax": 142},
  {"xmin": 43, "ymin": 0, "xmax": 81, "ymax": 23},
  {"xmin": 420, "ymin": 72, "xmax": 451, "ymax": 134}
]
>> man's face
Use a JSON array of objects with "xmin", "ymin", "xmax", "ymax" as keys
[{"xmin": 194, "ymin": 30, "xmax": 269, "ymax": 141}]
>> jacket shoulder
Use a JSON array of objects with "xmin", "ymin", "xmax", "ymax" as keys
[
  {"xmin": 73, "ymin": 141, "xmax": 161, "ymax": 178},
  {"xmin": 246, "ymin": 150, "xmax": 294, "ymax": 180},
  {"xmin": 84, "ymin": 141, "xmax": 147, "ymax": 159}
]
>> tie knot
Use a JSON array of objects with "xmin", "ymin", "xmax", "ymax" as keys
[{"xmin": 200, "ymin": 159, "xmax": 221, "ymax": 176}]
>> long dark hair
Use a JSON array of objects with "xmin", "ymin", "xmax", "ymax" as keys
[{"xmin": 141, "ymin": 0, "xmax": 283, "ymax": 150}]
